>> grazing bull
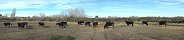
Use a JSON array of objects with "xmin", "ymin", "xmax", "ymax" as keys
[
  {"xmin": 104, "ymin": 22, "xmax": 114, "ymax": 29},
  {"xmin": 17, "ymin": 22, "xmax": 28, "ymax": 28},
  {"xmin": 92, "ymin": 22, "xmax": 98, "ymax": 28},
  {"xmin": 142, "ymin": 21, "xmax": 148, "ymax": 26},
  {"xmin": 56, "ymin": 22, "xmax": 67, "ymax": 28},
  {"xmin": 38, "ymin": 22, "xmax": 45, "ymax": 27},
  {"xmin": 85, "ymin": 22, "xmax": 91, "ymax": 27},
  {"xmin": 158, "ymin": 21, "xmax": 167, "ymax": 27},
  {"xmin": 125, "ymin": 20, "xmax": 134, "ymax": 27},
  {"xmin": 3, "ymin": 22, "xmax": 12, "ymax": 28},
  {"xmin": 78, "ymin": 21, "xmax": 84, "ymax": 25}
]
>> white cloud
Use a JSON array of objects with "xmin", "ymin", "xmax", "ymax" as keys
[
  {"xmin": 0, "ymin": 0, "xmax": 75, "ymax": 9},
  {"xmin": 176, "ymin": 0, "xmax": 184, "ymax": 2},
  {"xmin": 0, "ymin": 1, "xmax": 27, "ymax": 8},
  {"xmin": 62, "ymin": 5, "xmax": 75, "ymax": 9},
  {"xmin": 152, "ymin": 0, "xmax": 184, "ymax": 5}
]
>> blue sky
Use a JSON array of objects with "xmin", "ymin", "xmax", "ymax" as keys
[{"xmin": 0, "ymin": 0, "xmax": 184, "ymax": 17}]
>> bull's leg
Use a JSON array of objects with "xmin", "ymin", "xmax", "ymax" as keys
[
  {"xmin": 92, "ymin": 25, "xmax": 94, "ymax": 28},
  {"xmin": 104, "ymin": 26, "xmax": 107, "ymax": 29},
  {"xmin": 59, "ymin": 26, "xmax": 61, "ymax": 28},
  {"xmin": 106, "ymin": 26, "xmax": 109, "ymax": 29},
  {"xmin": 39, "ymin": 25, "xmax": 41, "ymax": 27},
  {"xmin": 25, "ymin": 25, "xmax": 27, "ymax": 28},
  {"xmin": 89, "ymin": 24, "xmax": 91, "ymax": 27},
  {"xmin": 40, "ymin": 25, "xmax": 43, "ymax": 27},
  {"xmin": 17, "ymin": 26, "xmax": 20, "ymax": 29},
  {"xmin": 142, "ymin": 23, "xmax": 144, "ymax": 26},
  {"xmin": 60, "ymin": 26, "xmax": 62, "ymax": 28},
  {"xmin": 62, "ymin": 25, "xmax": 64, "ymax": 28},
  {"xmin": 132, "ymin": 24, "xmax": 134, "ymax": 27},
  {"xmin": 85, "ymin": 24, "xmax": 87, "ymax": 27},
  {"xmin": 160, "ymin": 24, "xmax": 162, "ymax": 27},
  {"xmin": 95, "ymin": 26, "xmax": 97, "ymax": 28},
  {"xmin": 104, "ymin": 26, "xmax": 105, "ymax": 29},
  {"xmin": 64, "ymin": 25, "xmax": 67, "ymax": 28},
  {"xmin": 23, "ymin": 25, "xmax": 26, "ymax": 28},
  {"xmin": 8, "ymin": 25, "xmax": 10, "ymax": 28},
  {"xmin": 112, "ymin": 26, "xmax": 114, "ymax": 29},
  {"xmin": 78, "ymin": 23, "xmax": 80, "ymax": 25},
  {"xmin": 159, "ymin": 24, "xmax": 162, "ymax": 27},
  {"xmin": 4, "ymin": 26, "xmax": 7, "ymax": 28},
  {"xmin": 127, "ymin": 24, "xmax": 129, "ymax": 27},
  {"xmin": 165, "ymin": 24, "xmax": 167, "ymax": 27},
  {"xmin": 4, "ymin": 25, "xmax": 7, "ymax": 28},
  {"xmin": 81, "ymin": 23, "xmax": 83, "ymax": 25},
  {"xmin": 61, "ymin": 26, "xmax": 63, "ymax": 28},
  {"xmin": 5, "ymin": 25, "xmax": 8, "ymax": 28},
  {"xmin": 22, "ymin": 26, "xmax": 24, "ymax": 28},
  {"xmin": 18, "ymin": 27, "xmax": 20, "ymax": 29},
  {"xmin": 159, "ymin": 24, "xmax": 160, "ymax": 27}
]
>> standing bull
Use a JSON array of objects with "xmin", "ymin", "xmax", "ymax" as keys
[
  {"xmin": 104, "ymin": 22, "xmax": 114, "ymax": 29},
  {"xmin": 78, "ymin": 21, "xmax": 84, "ymax": 25},
  {"xmin": 142, "ymin": 21, "xmax": 148, "ymax": 26},
  {"xmin": 85, "ymin": 22, "xmax": 91, "ymax": 27},
  {"xmin": 158, "ymin": 21, "xmax": 167, "ymax": 27},
  {"xmin": 17, "ymin": 22, "xmax": 28, "ymax": 28},
  {"xmin": 125, "ymin": 20, "xmax": 134, "ymax": 27},
  {"xmin": 3, "ymin": 22, "xmax": 12, "ymax": 28},
  {"xmin": 56, "ymin": 22, "xmax": 67, "ymax": 28},
  {"xmin": 92, "ymin": 22, "xmax": 98, "ymax": 28},
  {"xmin": 38, "ymin": 22, "xmax": 45, "ymax": 27}
]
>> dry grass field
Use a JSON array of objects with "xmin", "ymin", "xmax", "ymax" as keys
[{"xmin": 0, "ymin": 21, "xmax": 184, "ymax": 40}]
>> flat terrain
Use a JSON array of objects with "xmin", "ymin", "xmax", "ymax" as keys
[{"xmin": 0, "ymin": 21, "xmax": 184, "ymax": 40}]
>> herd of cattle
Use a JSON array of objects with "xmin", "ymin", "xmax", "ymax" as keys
[{"xmin": 2, "ymin": 20, "xmax": 167, "ymax": 29}]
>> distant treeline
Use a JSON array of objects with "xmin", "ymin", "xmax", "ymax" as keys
[
  {"xmin": 1, "ymin": 16, "xmax": 184, "ymax": 23},
  {"xmin": 1, "ymin": 8, "xmax": 184, "ymax": 23}
]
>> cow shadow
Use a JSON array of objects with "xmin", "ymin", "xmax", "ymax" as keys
[
  {"xmin": 42, "ymin": 26, "xmax": 50, "ymax": 28},
  {"xmin": 26, "ymin": 25, "xmax": 35, "ymax": 29},
  {"xmin": 2, "ymin": 26, "xmax": 17, "ymax": 28}
]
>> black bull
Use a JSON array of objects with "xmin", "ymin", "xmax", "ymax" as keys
[
  {"xmin": 158, "ymin": 21, "xmax": 167, "ymax": 26},
  {"xmin": 78, "ymin": 21, "xmax": 84, "ymax": 25},
  {"xmin": 85, "ymin": 22, "xmax": 91, "ymax": 26},
  {"xmin": 17, "ymin": 22, "xmax": 28, "ymax": 28},
  {"xmin": 104, "ymin": 22, "xmax": 114, "ymax": 29},
  {"xmin": 38, "ymin": 22, "xmax": 45, "ymax": 27},
  {"xmin": 93, "ymin": 22, "xmax": 98, "ymax": 28},
  {"xmin": 3, "ymin": 22, "xmax": 12, "ymax": 27},
  {"xmin": 56, "ymin": 22, "xmax": 67, "ymax": 28},
  {"xmin": 142, "ymin": 21, "xmax": 148, "ymax": 26},
  {"xmin": 125, "ymin": 21, "xmax": 134, "ymax": 27}
]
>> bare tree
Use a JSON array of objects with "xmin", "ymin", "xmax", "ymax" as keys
[
  {"xmin": 66, "ymin": 8, "xmax": 87, "ymax": 18},
  {"xmin": 32, "ymin": 15, "xmax": 40, "ymax": 21},
  {"xmin": 55, "ymin": 8, "xmax": 88, "ymax": 21},
  {"xmin": 38, "ymin": 13, "xmax": 47, "ymax": 21},
  {"xmin": 39, "ymin": 13, "xmax": 46, "ymax": 17}
]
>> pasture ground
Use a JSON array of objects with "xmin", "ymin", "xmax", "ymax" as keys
[{"xmin": 0, "ymin": 21, "xmax": 184, "ymax": 40}]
